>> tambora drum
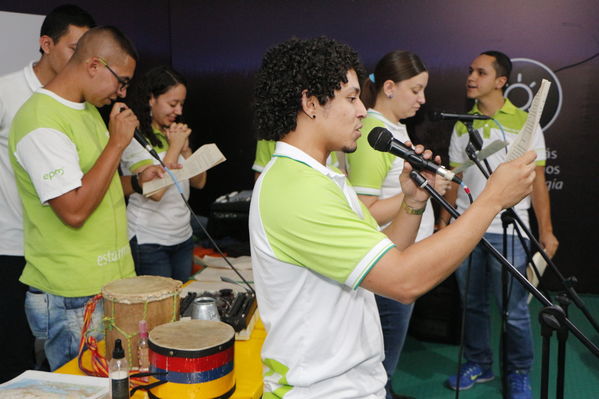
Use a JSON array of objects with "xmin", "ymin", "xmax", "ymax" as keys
[
  {"xmin": 149, "ymin": 319, "xmax": 236, "ymax": 398},
  {"xmin": 102, "ymin": 276, "xmax": 181, "ymax": 367}
]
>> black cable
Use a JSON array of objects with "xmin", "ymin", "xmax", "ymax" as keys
[
  {"xmin": 178, "ymin": 191, "xmax": 256, "ymax": 296},
  {"xmin": 134, "ymin": 133, "xmax": 255, "ymax": 296},
  {"xmin": 554, "ymin": 52, "xmax": 599, "ymax": 73}
]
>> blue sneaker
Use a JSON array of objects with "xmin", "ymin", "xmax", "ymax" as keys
[
  {"xmin": 507, "ymin": 371, "xmax": 532, "ymax": 399},
  {"xmin": 446, "ymin": 361, "xmax": 495, "ymax": 390}
]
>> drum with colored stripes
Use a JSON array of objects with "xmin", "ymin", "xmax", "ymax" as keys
[{"xmin": 149, "ymin": 319, "xmax": 236, "ymax": 398}]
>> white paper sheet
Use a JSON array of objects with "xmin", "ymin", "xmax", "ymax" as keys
[
  {"xmin": 143, "ymin": 143, "xmax": 226, "ymax": 196},
  {"xmin": 194, "ymin": 267, "xmax": 254, "ymax": 285},
  {"xmin": 506, "ymin": 79, "xmax": 551, "ymax": 162},
  {"xmin": 196, "ymin": 255, "xmax": 253, "ymax": 270}
]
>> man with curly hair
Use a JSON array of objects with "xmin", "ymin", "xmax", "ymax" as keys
[{"xmin": 249, "ymin": 36, "xmax": 537, "ymax": 398}]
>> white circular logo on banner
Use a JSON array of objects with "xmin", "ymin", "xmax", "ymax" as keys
[{"xmin": 505, "ymin": 58, "xmax": 562, "ymax": 131}]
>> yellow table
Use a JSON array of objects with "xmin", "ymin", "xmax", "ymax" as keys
[{"xmin": 55, "ymin": 319, "xmax": 265, "ymax": 399}]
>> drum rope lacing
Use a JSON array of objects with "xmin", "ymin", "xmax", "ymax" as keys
[{"xmin": 76, "ymin": 293, "xmax": 174, "ymax": 391}]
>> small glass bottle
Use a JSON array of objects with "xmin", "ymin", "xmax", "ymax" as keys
[
  {"xmin": 137, "ymin": 320, "xmax": 150, "ymax": 381},
  {"xmin": 109, "ymin": 338, "xmax": 130, "ymax": 399}
]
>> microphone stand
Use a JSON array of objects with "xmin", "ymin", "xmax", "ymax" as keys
[
  {"xmin": 464, "ymin": 121, "xmax": 492, "ymax": 175},
  {"xmin": 462, "ymin": 121, "xmax": 595, "ymax": 398},
  {"xmin": 408, "ymin": 170, "xmax": 599, "ymax": 399},
  {"xmin": 463, "ymin": 119, "xmax": 599, "ymax": 397}
]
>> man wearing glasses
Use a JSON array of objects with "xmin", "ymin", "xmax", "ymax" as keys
[
  {"xmin": 8, "ymin": 26, "xmax": 160, "ymax": 370},
  {"xmin": 0, "ymin": 4, "xmax": 95, "ymax": 379}
]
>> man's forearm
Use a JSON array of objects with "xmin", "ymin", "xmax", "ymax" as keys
[
  {"xmin": 531, "ymin": 166, "xmax": 554, "ymax": 234},
  {"xmin": 382, "ymin": 198, "xmax": 426, "ymax": 250}
]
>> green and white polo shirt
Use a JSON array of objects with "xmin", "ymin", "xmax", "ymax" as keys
[
  {"xmin": 448, "ymin": 98, "xmax": 546, "ymax": 234},
  {"xmin": 9, "ymin": 89, "xmax": 135, "ymax": 297},
  {"xmin": 249, "ymin": 141, "xmax": 392, "ymax": 398},
  {"xmin": 347, "ymin": 109, "xmax": 435, "ymax": 239}
]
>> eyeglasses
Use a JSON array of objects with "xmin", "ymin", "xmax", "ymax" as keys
[{"xmin": 98, "ymin": 57, "xmax": 130, "ymax": 91}]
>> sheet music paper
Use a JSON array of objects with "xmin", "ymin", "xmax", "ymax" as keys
[
  {"xmin": 143, "ymin": 143, "xmax": 226, "ymax": 196},
  {"xmin": 452, "ymin": 140, "xmax": 508, "ymax": 174},
  {"xmin": 526, "ymin": 252, "xmax": 548, "ymax": 304},
  {"xmin": 505, "ymin": 79, "xmax": 551, "ymax": 161},
  {"xmin": 194, "ymin": 267, "xmax": 254, "ymax": 285}
]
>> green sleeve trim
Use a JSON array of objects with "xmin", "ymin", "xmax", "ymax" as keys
[
  {"xmin": 272, "ymin": 154, "xmax": 310, "ymax": 168},
  {"xmin": 129, "ymin": 159, "xmax": 153, "ymax": 173},
  {"xmin": 354, "ymin": 243, "xmax": 396, "ymax": 289}
]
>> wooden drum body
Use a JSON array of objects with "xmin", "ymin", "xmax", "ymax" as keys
[
  {"xmin": 149, "ymin": 320, "xmax": 236, "ymax": 399},
  {"xmin": 102, "ymin": 276, "xmax": 182, "ymax": 367}
]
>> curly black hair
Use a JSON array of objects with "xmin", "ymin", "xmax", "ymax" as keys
[
  {"xmin": 254, "ymin": 36, "xmax": 366, "ymax": 141},
  {"xmin": 126, "ymin": 65, "xmax": 187, "ymax": 148}
]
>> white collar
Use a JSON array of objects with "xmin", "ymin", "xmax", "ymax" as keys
[
  {"xmin": 273, "ymin": 141, "xmax": 345, "ymax": 180},
  {"xmin": 23, "ymin": 61, "xmax": 43, "ymax": 93},
  {"xmin": 38, "ymin": 88, "xmax": 86, "ymax": 110}
]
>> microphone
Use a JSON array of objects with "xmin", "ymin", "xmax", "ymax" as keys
[
  {"xmin": 368, "ymin": 127, "xmax": 461, "ymax": 184},
  {"xmin": 430, "ymin": 111, "xmax": 491, "ymax": 121},
  {"xmin": 119, "ymin": 106, "xmax": 161, "ymax": 162},
  {"xmin": 133, "ymin": 128, "xmax": 161, "ymax": 162}
]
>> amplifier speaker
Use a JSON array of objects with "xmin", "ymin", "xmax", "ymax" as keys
[
  {"xmin": 408, "ymin": 273, "xmax": 462, "ymax": 345},
  {"xmin": 207, "ymin": 190, "xmax": 252, "ymax": 242}
]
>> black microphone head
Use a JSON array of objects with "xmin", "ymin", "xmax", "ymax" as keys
[{"xmin": 368, "ymin": 127, "xmax": 393, "ymax": 152}]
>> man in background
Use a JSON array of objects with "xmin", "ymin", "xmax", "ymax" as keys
[{"xmin": 439, "ymin": 50, "xmax": 558, "ymax": 399}]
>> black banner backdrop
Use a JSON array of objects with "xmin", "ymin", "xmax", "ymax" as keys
[{"xmin": 1, "ymin": 0, "xmax": 597, "ymax": 293}]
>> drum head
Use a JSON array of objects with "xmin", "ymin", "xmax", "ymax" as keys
[
  {"xmin": 150, "ymin": 320, "xmax": 235, "ymax": 355},
  {"xmin": 102, "ymin": 275, "xmax": 182, "ymax": 303}
]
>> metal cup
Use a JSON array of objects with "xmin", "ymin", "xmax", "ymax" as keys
[{"xmin": 191, "ymin": 297, "xmax": 220, "ymax": 321}]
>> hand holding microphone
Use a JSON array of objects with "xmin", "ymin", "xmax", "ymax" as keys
[
  {"xmin": 115, "ymin": 105, "xmax": 161, "ymax": 162},
  {"xmin": 109, "ymin": 102, "xmax": 138, "ymax": 149}
]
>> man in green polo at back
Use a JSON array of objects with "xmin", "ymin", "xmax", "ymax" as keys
[{"xmin": 9, "ymin": 26, "xmax": 160, "ymax": 370}]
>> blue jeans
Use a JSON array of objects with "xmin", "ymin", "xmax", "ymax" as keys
[
  {"xmin": 130, "ymin": 236, "xmax": 193, "ymax": 282},
  {"xmin": 454, "ymin": 232, "xmax": 533, "ymax": 373},
  {"xmin": 24, "ymin": 288, "xmax": 103, "ymax": 371},
  {"xmin": 376, "ymin": 294, "xmax": 414, "ymax": 398}
]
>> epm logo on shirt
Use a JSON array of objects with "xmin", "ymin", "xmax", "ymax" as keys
[{"xmin": 43, "ymin": 168, "xmax": 64, "ymax": 180}]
